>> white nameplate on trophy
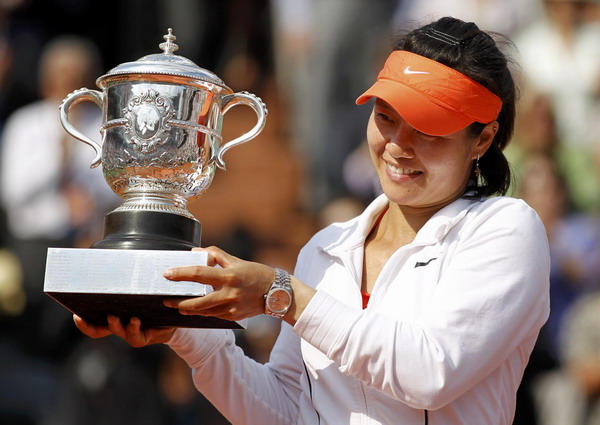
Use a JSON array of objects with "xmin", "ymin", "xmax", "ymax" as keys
[
  {"xmin": 44, "ymin": 248, "xmax": 246, "ymax": 329},
  {"xmin": 44, "ymin": 248, "xmax": 210, "ymax": 295}
]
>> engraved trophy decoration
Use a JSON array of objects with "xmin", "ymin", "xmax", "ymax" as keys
[
  {"xmin": 59, "ymin": 28, "xmax": 267, "ymax": 250},
  {"xmin": 44, "ymin": 29, "xmax": 267, "ymax": 329}
]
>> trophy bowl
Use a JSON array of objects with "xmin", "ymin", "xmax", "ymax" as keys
[{"xmin": 59, "ymin": 29, "xmax": 268, "ymax": 250}]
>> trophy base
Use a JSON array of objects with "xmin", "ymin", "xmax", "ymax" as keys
[
  {"xmin": 44, "ymin": 248, "xmax": 247, "ymax": 329},
  {"xmin": 46, "ymin": 292, "xmax": 245, "ymax": 329},
  {"xmin": 92, "ymin": 210, "xmax": 201, "ymax": 250}
]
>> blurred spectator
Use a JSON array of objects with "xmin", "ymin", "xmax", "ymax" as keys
[
  {"xmin": 317, "ymin": 195, "xmax": 367, "ymax": 230},
  {"xmin": 189, "ymin": 48, "xmax": 312, "ymax": 273},
  {"xmin": 47, "ymin": 338, "xmax": 211, "ymax": 425},
  {"xmin": 560, "ymin": 292, "xmax": 600, "ymax": 425},
  {"xmin": 517, "ymin": 154, "xmax": 600, "ymax": 359},
  {"xmin": 515, "ymin": 154, "xmax": 600, "ymax": 425},
  {"xmin": 0, "ymin": 2, "xmax": 38, "ymax": 135},
  {"xmin": 0, "ymin": 34, "xmax": 13, "ymax": 133},
  {"xmin": 270, "ymin": 0, "xmax": 398, "ymax": 210},
  {"xmin": 0, "ymin": 35, "xmax": 119, "ymax": 333},
  {"xmin": 0, "ymin": 35, "xmax": 119, "ymax": 424},
  {"xmin": 509, "ymin": 92, "xmax": 559, "ymax": 164},
  {"xmin": 508, "ymin": 90, "xmax": 559, "ymax": 196},
  {"xmin": 342, "ymin": 140, "xmax": 381, "ymax": 205},
  {"xmin": 515, "ymin": 0, "xmax": 600, "ymax": 148},
  {"xmin": 0, "ymin": 35, "xmax": 36, "ymax": 138},
  {"xmin": 0, "ymin": 181, "xmax": 23, "ymax": 318},
  {"xmin": 392, "ymin": 0, "xmax": 541, "ymax": 36},
  {"xmin": 157, "ymin": 348, "xmax": 231, "ymax": 425},
  {"xmin": 0, "ymin": 223, "xmax": 24, "ymax": 318},
  {"xmin": 533, "ymin": 291, "xmax": 600, "ymax": 425},
  {"xmin": 514, "ymin": 0, "xmax": 600, "ymax": 211}
]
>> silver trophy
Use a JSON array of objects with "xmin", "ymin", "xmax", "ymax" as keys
[
  {"xmin": 59, "ymin": 29, "xmax": 268, "ymax": 250},
  {"xmin": 45, "ymin": 29, "xmax": 264, "ymax": 328}
]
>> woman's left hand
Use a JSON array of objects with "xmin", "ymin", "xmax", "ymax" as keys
[{"xmin": 162, "ymin": 246, "xmax": 276, "ymax": 322}]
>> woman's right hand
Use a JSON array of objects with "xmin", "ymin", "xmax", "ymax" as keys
[{"xmin": 73, "ymin": 314, "xmax": 176, "ymax": 347}]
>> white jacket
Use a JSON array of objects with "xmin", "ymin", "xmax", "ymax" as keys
[{"xmin": 168, "ymin": 194, "xmax": 550, "ymax": 425}]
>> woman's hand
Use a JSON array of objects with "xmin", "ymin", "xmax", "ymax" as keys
[
  {"xmin": 162, "ymin": 246, "xmax": 275, "ymax": 322},
  {"xmin": 73, "ymin": 314, "xmax": 176, "ymax": 347},
  {"xmin": 74, "ymin": 244, "xmax": 312, "ymax": 345}
]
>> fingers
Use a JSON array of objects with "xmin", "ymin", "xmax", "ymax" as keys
[
  {"xmin": 164, "ymin": 286, "xmax": 263, "ymax": 322},
  {"xmin": 74, "ymin": 314, "xmax": 175, "ymax": 347},
  {"xmin": 164, "ymin": 292, "xmax": 230, "ymax": 313},
  {"xmin": 192, "ymin": 246, "xmax": 235, "ymax": 268},
  {"xmin": 167, "ymin": 299, "xmax": 246, "ymax": 321},
  {"xmin": 73, "ymin": 314, "xmax": 113, "ymax": 338},
  {"xmin": 163, "ymin": 293, "xmax": 223, "ymax": 315},
  {"xmin": 163, "ymin": 264, "xmax": 229, "ymax": 290},
  {"xmin": 164, "ymin": 246, "xmax": 239, "ymax": 288},
  {"xmin": 163, "ymin": 246, "xmax": 278, "ymax": 321},
  {"xmin": 106, "ymin": 314, "xmax": 129, "ymax": 339},
  {"xmin": 164, "ymin": 251, "xmax": 272, "ymax": 295},
  {"xmin": 113, "ymin": 316, "xmax": 150, "ymax": 348},
  {"xmin": 106, "ymin": 315, "xmax": 176, "ymax": 347}
]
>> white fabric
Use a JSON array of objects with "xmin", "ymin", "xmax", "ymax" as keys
[{"xmin": 168, "ymin": 194, "xmax": 550, "ymax": 425}]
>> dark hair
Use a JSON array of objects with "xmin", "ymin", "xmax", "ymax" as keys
[{"xmin": 394, "ymin": 17, "xmax": 517, "ymax": 197}]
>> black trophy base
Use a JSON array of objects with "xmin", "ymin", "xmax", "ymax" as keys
[
  {"xmin": 92, "ymin": 209, "xmax": 201, "ymax": 250},
  {"xmin": 46, "ymin": 292, "xmax": 245, "ymax": 329}
]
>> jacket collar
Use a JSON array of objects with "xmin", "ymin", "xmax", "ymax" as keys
[{"xmin": 320, "ymin": 194, "xmax": 483, "ymax": 256}]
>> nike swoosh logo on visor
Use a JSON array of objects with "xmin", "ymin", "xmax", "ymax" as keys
[{"xmin": 404, "ymin": 66, "xmax": 430, "ymax": 75}]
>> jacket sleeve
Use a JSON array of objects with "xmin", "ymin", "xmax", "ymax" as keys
[
  {"xmin": 167, "ymin": 311, "xmax": 305, "ymax": 424},
  {"xmin": 293, "ymin": 199, "xmax": 551, "ymax": 409}
]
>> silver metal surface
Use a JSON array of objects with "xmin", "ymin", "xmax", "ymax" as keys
[{"xmin": 59, "ymin": 28, "xmax": 268, "ymax": 220}]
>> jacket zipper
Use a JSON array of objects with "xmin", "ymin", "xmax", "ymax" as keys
[
  {"xmin": 303, "ymin": 362, "xmax": 321, "ymax": 424},
  {"xmin": 359, "ymin": 382, "xmax": 369, "ymax": 423}
]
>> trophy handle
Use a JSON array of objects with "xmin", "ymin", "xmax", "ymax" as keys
[
  {"xmin": 59, "ymin": 88, "xmax": 104, "ymax": 168},
  {"xmin": 216, "ymin": 91, "xmax": 268, "ymax": 169}
]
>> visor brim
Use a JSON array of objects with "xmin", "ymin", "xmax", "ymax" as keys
[{"xmin": 356, "ymin": 80, "xmax": 475, "ymax": 136}]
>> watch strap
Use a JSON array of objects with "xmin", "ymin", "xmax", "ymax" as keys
[{"xmin": 264, "ymin": 268, "xmax": 292, "ymax": 318}]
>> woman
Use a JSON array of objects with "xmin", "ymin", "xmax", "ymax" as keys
[{"xmin": 76, "ymin": 17, "xmax": 550, "ymax": 424}]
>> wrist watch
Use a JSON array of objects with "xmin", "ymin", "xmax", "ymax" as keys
[{"xmin": 264, "ymin": 268, "xmax": 293, "ymax": 318}]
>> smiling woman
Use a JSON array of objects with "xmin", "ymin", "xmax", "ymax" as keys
[
  {"xmin": 74, "ymin": 16, "xmax": 550, "ymax": 425},
  {"xmin": 365, "ymin": 98, "xmax": 495, "ymax": 218}
]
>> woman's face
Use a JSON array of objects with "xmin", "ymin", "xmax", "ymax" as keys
[{"xmin": 367, "ymin": 99, "xmax": 495, "ymax": 213}]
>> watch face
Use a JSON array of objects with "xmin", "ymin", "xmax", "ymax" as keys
[{"xmin": 266, "ymin": 288, "xmax": 292, "ymax": 313}]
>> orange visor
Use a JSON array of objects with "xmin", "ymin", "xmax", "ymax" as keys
[{"xmin": 356, "ymin": 51, "xmax": 502, "ymax": 136}]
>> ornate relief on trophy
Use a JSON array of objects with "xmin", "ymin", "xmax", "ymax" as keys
[{"xmin": 122, "ymin": 88, "xmax": 175, "ymax": 154}]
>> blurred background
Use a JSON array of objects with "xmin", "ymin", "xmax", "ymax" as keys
[{"xmin": 0, "ymin": 0, "xmax": 599, "ymax": 424}]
